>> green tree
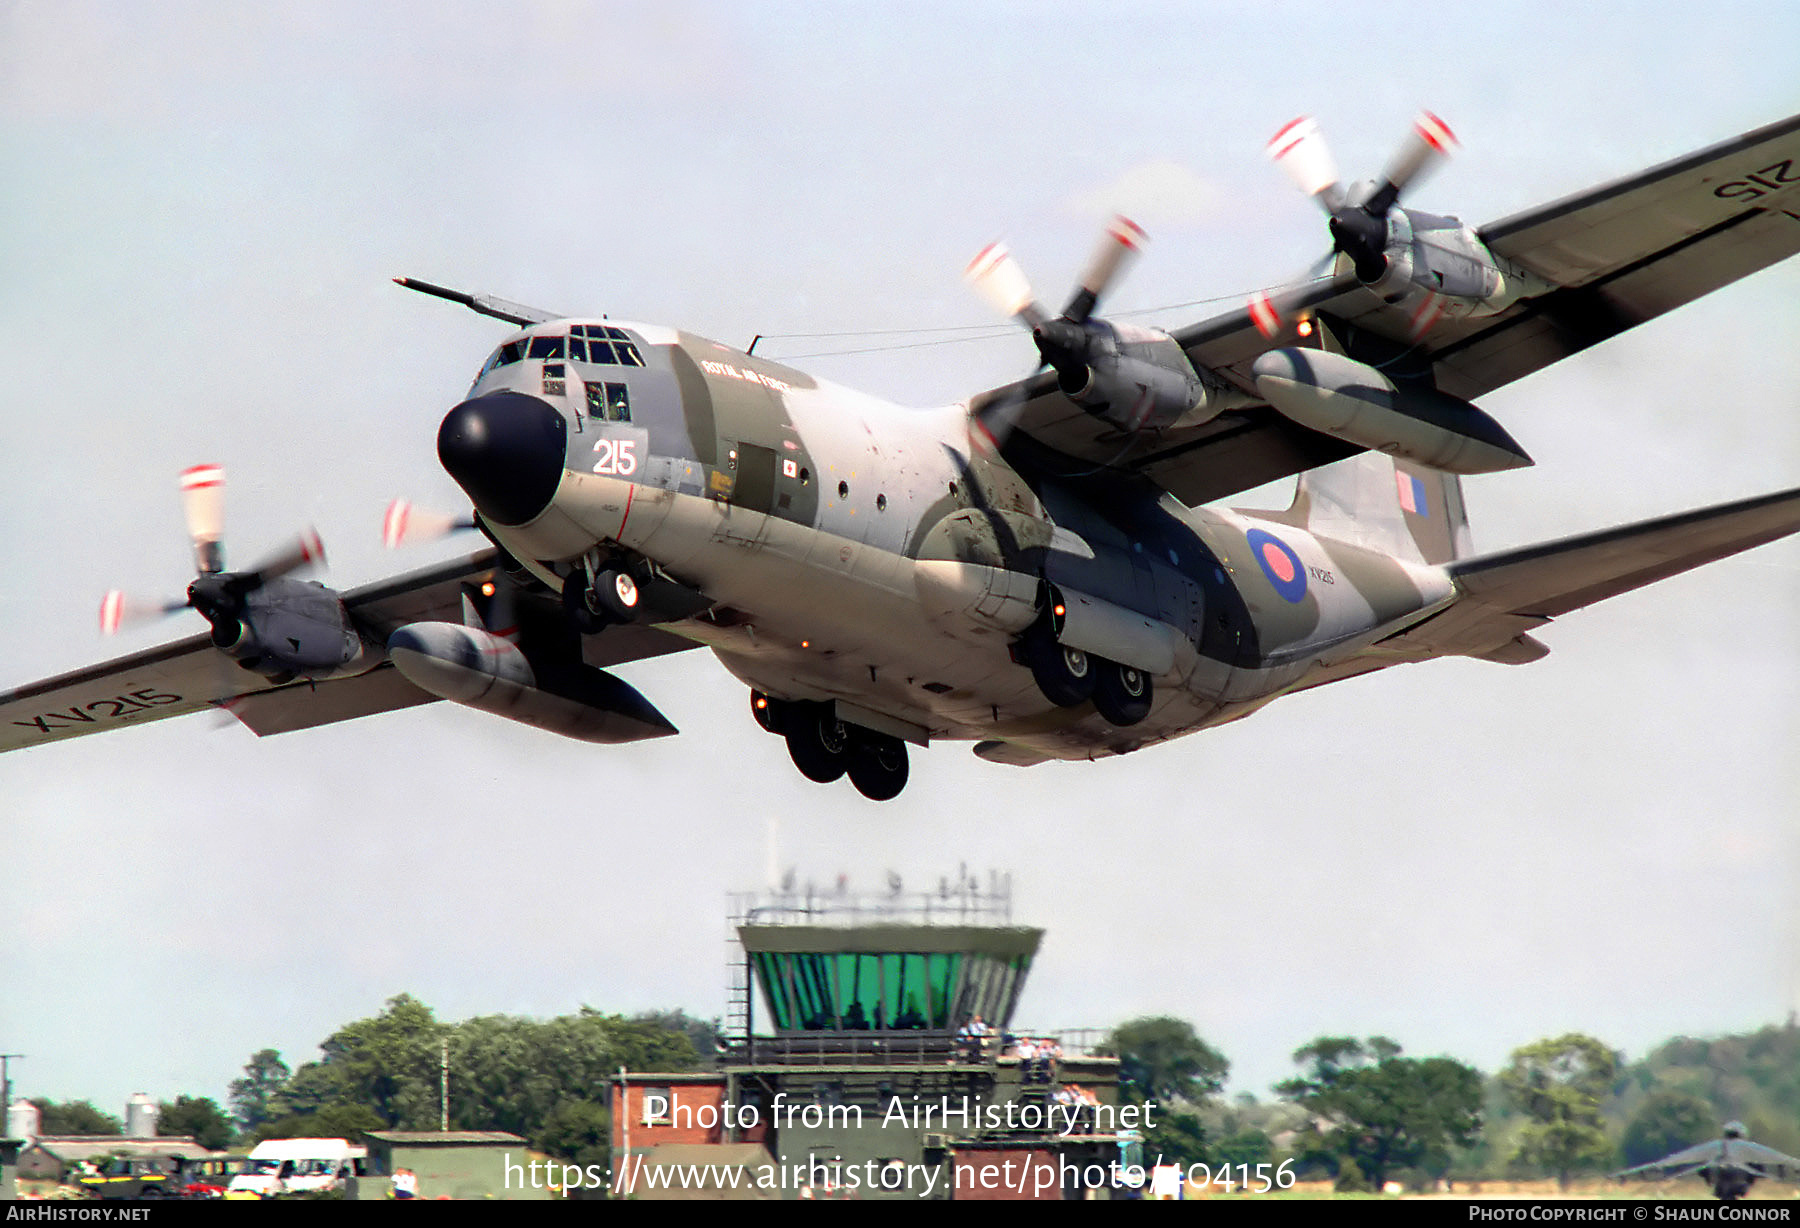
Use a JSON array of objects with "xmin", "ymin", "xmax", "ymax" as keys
[
  {"xmin": 314, "ymin": 993, "xmax": 446, "ymax": 1128},
  {"xmin": 1620, "ymin": 1090, "xmax": 1715, "ymax": 1168},
  {"xmin": 629, "ymin": 1011, "xmax": 720, "ymax": 1060},
  {"xmin": 1214, "ymin": 1128, "xmax": 1273, "ymax": 1169},
  {"xmin": 1500, "ymin": 1034, "xmax": 1619, "ymax": 1189},
  {"xmin": 31, "ymin": 1099, "xmax": 122, "ymax": 1136},
  {"xmin": 247, "ymin": 997, "xmax": 704, "ymax": 1146},
  {"xmin": 1277, "ymin": 1036, "xmax": 1483, "ymax": 1192},
  {"xmin": 447, "ymin": 1008, "xmax": 698, "ymax": 1138},
  {"xmin": 258, "ymin": 1102, "xmax": 386, "ymax": 1143},
  {"xmin": 536, "ymin": 1098, "xmax": 611, "ymax": 1171},
  {"xmin": 1099, "ymin": 1017, "xmax": 1228, "ymax": 1108},
  {"xmin": 1143, "ymin": 1111, "xmax": 1209, "ymax": 1168},
  {"xmin": 228, "ymin": 1049, "xmax": 290, "ymax": 1132},
  {"xmin": 157, "ymin": 1095, "xmax": 234, "ymax": 1150}
]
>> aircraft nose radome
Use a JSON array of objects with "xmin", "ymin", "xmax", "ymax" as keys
[{"xmin": 438, "ymin": 390, "xmax": 568, "ymax": 526}]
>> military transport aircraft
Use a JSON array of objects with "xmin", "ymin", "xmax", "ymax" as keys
[
  {"xmin": 1616, "ymin": 1122, "xmax": 1800, "ymax": 1201},
  {"xmin": 4, "ymin": 112, "xmax": 1800, "ymax": 801}
]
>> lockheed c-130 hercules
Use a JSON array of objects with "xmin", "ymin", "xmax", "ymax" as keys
[{"xmin": 5, "ymin": 111, "xmax": 1800, "ymax": 801}]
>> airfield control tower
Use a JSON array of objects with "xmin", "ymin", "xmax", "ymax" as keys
[{"xmin": 609, "ymin": 874, "xmax": 1137, "ymax": 1200}]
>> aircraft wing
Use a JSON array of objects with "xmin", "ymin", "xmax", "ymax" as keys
[
  {"xmin": 983, "ymin": 112, "xmax": 1800, "ymax": 506},
  {"xmin": 1618, "ymin": 1138, "xmax": 1800, "ymax": 1181},
  {"xmin": 1616, "ymin": 1140, "xmax": 1725, "ymax": 1180},
  {"xmin": 1730, "ymin": 1140, "xmax": 1800, "ymax": 1178},
  {"xmin": 0, "ymin": 550, "xmax": 698, "ymax": 754},
  {"xmin": 1369, "ymin": 484, "xmax": 1800, "ymax": 666}
]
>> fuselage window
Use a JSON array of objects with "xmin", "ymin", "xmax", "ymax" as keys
[
  {"xmin": 528, "ymin": 334, "xmax": 565, "ymax": 360},
  {"xmin": 567, "ymin": 337, "xmax": 588, "ymax": 363}
]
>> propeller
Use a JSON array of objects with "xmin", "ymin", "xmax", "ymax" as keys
[
  {"xmin": 963, "ymin": 215, "xmax": 1147, "ymax": 444},
  {"xmin": 1253, "ymin": 111, "xmax": 1457, "ymax": 337},
  {"xmin": 100, "ymin": 465, "xmax": 325, "ymax": 637},
  {"xmin": 381, "ymin": 498, "xmax": 477, "ymax": 549}
]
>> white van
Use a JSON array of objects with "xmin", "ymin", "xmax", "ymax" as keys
[{"xmin": 226, "ymin": 1138, "xmax": 367, "ymax": 1198}]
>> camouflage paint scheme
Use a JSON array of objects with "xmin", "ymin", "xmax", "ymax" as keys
[
  {"xmin": 4, "ymin": 112, "xmax": 1800, "ymax": 803},
  {"xmin": 468, "ymin": 322, "xmax": 1460, "ymax": 768}
]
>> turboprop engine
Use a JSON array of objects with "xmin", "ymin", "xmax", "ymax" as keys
[
  {"xmin": 99, "ymin": 464, "xmax": 377, "ymax": 684},
  {"xmin": 1253, "ymin": 113, "xmax": 1553, "ymax": 340},
  {"xmin": 965, "ymin": 217, "xmax": 1225, "ymax": 437},
  {"xmin": 387, "ymin": 621, "xmax": 676, "ymax": 744}
]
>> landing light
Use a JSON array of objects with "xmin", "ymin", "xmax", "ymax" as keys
[
  {"xmin": 480, "ymin": 581, "xmax": 496, "ymax": 597},
  {"xmin": 1297, "ymin": 316, "xmax": 1315, "ymax": 338}
]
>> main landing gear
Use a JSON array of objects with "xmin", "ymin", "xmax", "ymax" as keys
[
  {"xmin": 1018, "ymin": 620, "xmax": 1153, "ymax": 727},
  {"xmin": 752, "ymin": 692, "xmax": 911, "ymax": 801}
]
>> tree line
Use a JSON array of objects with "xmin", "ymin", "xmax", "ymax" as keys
[
  {"xmin": 1101, "ymin": 1017, "xmax": 1800, "ymax": 1191},
  {"xmin": 28, "ymin": 997, "xmax": 1798, "ymax": 1190}
]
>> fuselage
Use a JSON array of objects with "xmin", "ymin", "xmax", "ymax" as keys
[{"xmin": 439, "ymin": 319, "xmax": 1455, "ymax": 765}]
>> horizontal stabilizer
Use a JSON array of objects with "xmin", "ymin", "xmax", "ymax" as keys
[
  {"xmin": 1449, "ymin": 485, "xmax": 1800, "ymax": 617},
  {"xmin": 1361, "ymin": 484, "xmax": 1800, "ymax": 668}
]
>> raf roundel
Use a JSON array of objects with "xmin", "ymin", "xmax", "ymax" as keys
[{"xmin": 1246, "ymin": 528, "xmax": 1307, "ymax": 603}]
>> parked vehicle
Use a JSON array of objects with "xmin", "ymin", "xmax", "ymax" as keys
[{"xmin": 226, "ymin": 1139, "xmax": 366, "ymax": 1198}]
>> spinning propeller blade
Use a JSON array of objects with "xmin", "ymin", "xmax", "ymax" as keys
[
  {"xmin": 1253, "ymin": 111, "xmax": 1457, "ymax": 336},
  {"xmin": 180, "ymin": 464, "xmax": 226, "ymax": 574},
  {"xmin": 382, "ymin": 499, "xmax": 478, "ymax": 548},
  {"xmin": 100, "ymin": 466, "xmax": 327, "ymax": 637},
  {"xmin": 962, "ymin": 216, "xmax": 1149, "ymax": 444},
  {"xmin": 964, "ymin": 243, "xmax": 1046, "ymax": 329}
]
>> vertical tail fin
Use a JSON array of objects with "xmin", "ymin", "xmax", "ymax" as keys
[{"xmin": 1287, "ymin": 452, "xmax": 1472, "ymax": 565}]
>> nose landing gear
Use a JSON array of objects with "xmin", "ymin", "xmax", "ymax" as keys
[{"xmin": 563, "ymin": 564, "xmax": 640, "ymax": 633}]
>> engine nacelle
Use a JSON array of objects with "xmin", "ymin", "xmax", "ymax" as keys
[
  {"xmin": 1365, "ymin": 208, "xmax": 1553, "ymax": 327},
  {"xmin": 196, "ymin": 576, "xmax": 376, "ymax": 681},
  {"xmin": 1253, "ymin": 348, "xmax": 1532, "ymax": 474},
  {"xmin": 388, "ymin": 621, "xmax": 676, "ymax": 744},
  {"xmin": 1038, "ymin": 319, "xmax": 1221, "ymax": 433}
]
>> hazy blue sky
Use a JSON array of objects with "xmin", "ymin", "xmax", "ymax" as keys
[{"xmin": 2, "ymin": 1, "xmax": 1796, "ymax": 1114}]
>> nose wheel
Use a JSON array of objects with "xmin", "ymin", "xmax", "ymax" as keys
[{"xmin": 562, "ymin": 565, "xmax": 640, "ymax": 633}]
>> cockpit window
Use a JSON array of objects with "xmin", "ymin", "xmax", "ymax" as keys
[
  {"xmin": 475, "ymin": 326, "xmax": 643, "ymax": 388},
  {"xmin": 572, "ymin": 323, "xmax": 643, "ymax": 366}
]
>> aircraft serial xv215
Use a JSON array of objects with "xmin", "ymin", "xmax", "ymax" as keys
[{"xmin": 5, "ymin": 113, "xmax": 1800, "ymax": 800}]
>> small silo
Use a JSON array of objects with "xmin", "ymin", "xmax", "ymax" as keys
[
  {"xmin": 7, "ymin": 1099, "xmax": 39, "ymax": 1143},
  {"xmin": 124, "ymin": 1093, "xmax": 158, "ymax": 1138}
]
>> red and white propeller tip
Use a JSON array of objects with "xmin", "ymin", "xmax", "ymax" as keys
[
  {"xmin": 1074, "ymin": 215, "xmax": 1147, "ymax": 310},
  {"xmin": 99, "ymin": 589, "xmax": 127, "ymax": 636},
  {"xmin": 1382, "ymin": 111, "xmax": 1458, "ymax": 198},
  {"xmin": 180, "ymin": 463, "xmax": 226, "ymax": 574},
  {"xmin": 245, "ymin": 528, "xmax": 326, "ymax": 582},
  {"xmin": 382, "ymin": 499, "xmax": 472, "ymax": 548},
  {"xmin": 964, "ymin": 243, "xmax": 1042, "ymax": 325},
  {"xmin": 98, "ymin": 590, "xmax": 183, "ymax": 636},
  {"xmin": 1268, "ymin": 116, "xmax": 1342, "ymax": 207}
]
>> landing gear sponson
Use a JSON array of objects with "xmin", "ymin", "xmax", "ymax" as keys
[{"xmin": 1015, "ymin": 610, "xmax": 1153, "ymax": 728}]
